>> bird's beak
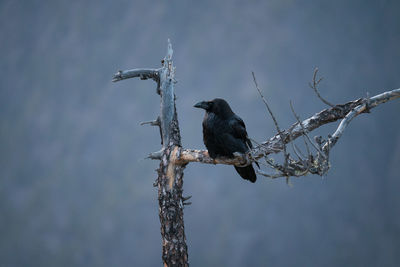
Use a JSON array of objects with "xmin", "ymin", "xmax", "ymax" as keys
[{"xmin": 193, "ymin": 101, "xmax": 209, "ymax": 110}]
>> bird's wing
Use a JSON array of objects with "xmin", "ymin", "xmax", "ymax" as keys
[{"xmin": 230, "ymin": 115, "xmax": 253, "ymax": 149}]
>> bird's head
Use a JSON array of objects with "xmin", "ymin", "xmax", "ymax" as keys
[
  {"xmin": 194, "ymin": 98, "xmax": 234, "ymax": 117},
  {"xmin": 193, "ymin": 100, "xmax": 213, "ymax": 111}
]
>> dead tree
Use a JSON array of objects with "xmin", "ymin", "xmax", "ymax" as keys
[
  {"xmin": 112, "ymin": 41, "xmax": 400, "ymax": 266},
  {"xmin": 113, "ymin": 40, "xmax": 188, "ymax": 267}
]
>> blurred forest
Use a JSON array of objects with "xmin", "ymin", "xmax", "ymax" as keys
[{"xmin": 1, "ymin": 0, "xmax": 400, "ymax": 266}]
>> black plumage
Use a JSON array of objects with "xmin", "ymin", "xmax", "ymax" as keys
[{"xmin": 194, "ymin": 98, "xmax": 257, "ymax": 183}]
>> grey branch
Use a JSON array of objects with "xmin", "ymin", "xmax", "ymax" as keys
[
  {"xmin": 252, "ymin": 71, "xmax": 290, "ymax": 177},
  {"xmin": 309, "ymin": 67, "xmax": 334, "ymax": 107},
  {"xmin": 140, "ymin": 117, "xmax": 160, "ymax": 126},
  {"xmin": 172, "ymin": 149, "xmax": 250, "ymax": 166},
  {"xmin": 147, "ymin": 149, "xmax": 164, "ymax": 160},
  {"xmin": 252, "ymin": 72, "xmax": 282, "ymax": 134},
  {"xmin": 112, "ymin": 68, "xmax": 160, "ymax": 82},
  {"xmin": 323, "ymin": 88, "xmax": 400, "ymax": 152},
  {"xmin": 166, "ymin": 88, "xmax": 400, "ymax": 168}
]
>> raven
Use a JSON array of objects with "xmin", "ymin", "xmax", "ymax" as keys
[{"xmin": 194, "ymin": 98, "xmax": 257, "ymax": 183}]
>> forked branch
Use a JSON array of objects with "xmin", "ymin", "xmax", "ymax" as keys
[
  {"xmin": 170, "ymin": 87, "xmax": 400, "ymax": 177},
  {"xmin": 309, "ymin": 67, "xmax": 334, "ymax": 107}
]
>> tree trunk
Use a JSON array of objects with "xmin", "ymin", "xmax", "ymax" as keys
[
  {"xmin": 157, "ymin": 118, "xmax": 188, "ymax": 267},
  {"xmin": 156, "ymin": 41, "xmax": 189, "ymax": 267},
  {"xmin": 113, "ymin": 40, "xmax": 189, "ymax": 266}
]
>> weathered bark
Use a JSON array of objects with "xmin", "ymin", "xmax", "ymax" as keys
[
  {"xmin": 113, "ymin": 40, "xmax": 189, "ymax": 267},
  {"xmin": 157, "ymin": 125, "xmax": 188, "ymax": 267}
]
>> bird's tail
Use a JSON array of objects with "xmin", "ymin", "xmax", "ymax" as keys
[{"xmin": 234, "ymin": 165, "xmax": 257, "ymax": 183}]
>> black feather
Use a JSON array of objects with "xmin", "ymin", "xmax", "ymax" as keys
[{"xmin": 194, "ymin": 98, "xmax": 257, "ymax": 183}]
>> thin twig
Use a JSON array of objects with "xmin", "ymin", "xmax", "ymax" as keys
[
  {"xmin": 252, "ymin": 72, "xmax": 290, "ymax": 177},
  {"xmin": 288, "ymin": 100, "xmax": 311, "ymax": 162},
  {"xmin": 290, "ymin": 142, "xmax": 303, "ymax": 161},
  {"xmin": 252, "ymin": 72, "xmax": 282, "ymax": 135},
  {"xmin": 289, "ymin": 101, "xmax": 326, "ymax": 158},
  {"xmin": 293, "ymin": 144, "xmax": 307, "ymax": 159},
  {"xmin": 309, "ymin": 68, "xmax": 334, "ymax": 107}
]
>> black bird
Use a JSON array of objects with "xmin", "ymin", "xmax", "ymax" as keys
[{"xmin": 194, "ymin": 98, "xmax": 257, "ymax": 183}]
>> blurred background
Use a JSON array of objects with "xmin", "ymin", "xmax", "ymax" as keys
[{"xmin": 1, "ymin": 0, "xmax": 400, "ymax": 266}]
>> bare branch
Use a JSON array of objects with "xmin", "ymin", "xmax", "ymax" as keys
[
  {"xmin": 323, "ymin": 88, "xmax": 400, "ymax": 152},
  {"xmin": 147, "ymin": 149, "xmax": 164, "ymax": 160},
  {"xmin": 173, "ymin": 88, "xmax": 399, "ymax": 167},
  {"xmin": 112, "ymin": 68, "xmax": 160, "ymax": 82},
  {"xmin": 252, "ymin": 72, "xmax": 282, "ymax": 134},
  {"xmin": 252, "ymin": 72, "xmax": 290, "ymax": 177},
  {"xmin": 250, "ymin": 97, "xmax": 364, "ymax": 159},
  {"xmin": 172, "ymin": 148, "xmax": 250, "ymax": 166},
  {"xmin": 309, "ymin": 68, "xmax": 335, "ymax": 107},
  {"xmin": 252, "ymin": 88, "xmax": 398, "ymax": 160},
  {"xmin": 289, "ymin": 101, "xmax": 326, "ymax": 158},
  {"xmin": 140, "ymin": 117, "xmax": 161, "ymax": 126},
  {"xmin": 288, "ymin": 102, "xmax": 312, "ymax": 161}
]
